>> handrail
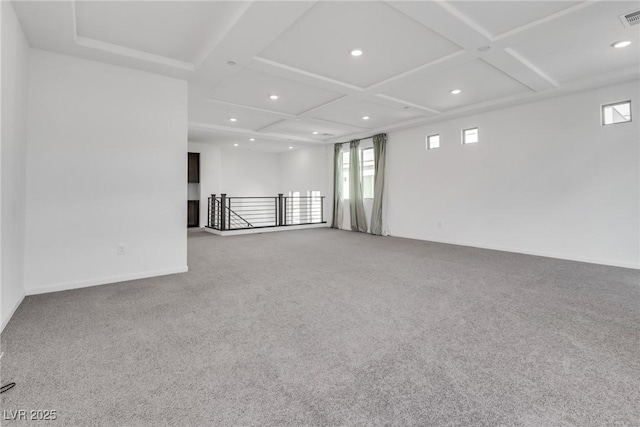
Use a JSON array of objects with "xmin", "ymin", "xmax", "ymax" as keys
[
  {"xmin": 213, "ymin": 198, "xmax": 253, "ymax": 228},
  {"xmin": 207, "ymin": 193, "xmax": 325, "ymax": 231}
]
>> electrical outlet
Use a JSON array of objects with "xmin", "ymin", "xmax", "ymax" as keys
[{"xmin": 117, "ymin": 244, "xmax": 125, "ymax": 255}]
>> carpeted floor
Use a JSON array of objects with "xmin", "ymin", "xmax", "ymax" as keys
[{"xmin": 1, "ymin": 228, "xmax": 638, "ymax": 426}]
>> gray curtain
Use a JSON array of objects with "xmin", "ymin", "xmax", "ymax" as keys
[
  {"xmin": 349, "ymin": 140, "xmax": 367, "ymax": 232},
  {"xmin": 331, "ymin": 143, "xmax": 343, "ymax": 229},
  {"xmin": 370, "ymin": 133, "xmax": 387, "ymax": 236}
]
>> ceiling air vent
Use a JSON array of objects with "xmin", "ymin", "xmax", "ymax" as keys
[
  {"xmin": 322, "ymin": 133, "xmax": 334, "ymax": 137},
  {"xmin": 620, "ymin": 10, "xmax": 640, "ymax": 27}
]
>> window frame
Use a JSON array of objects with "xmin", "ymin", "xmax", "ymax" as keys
[
  {"xmin": 341, "ymin": 151, "xmax": 350, "ymax": 200},
  {"xmin": 340, "ymin": 146, "xmax": 375, "ymax": 200},
  {"xmin": 462, "ymin": 127, "xmax": 479, "ymax": 145},
  {"xmin": 602, "ymin": 100, "xmax": 632, "ymax": 126},
  {"xmin": 361, "ymin": 147, "xmax": 375, "ymax": 199},
  {"xmin": 426, "ymin": 134, "xmax": 440, "ymax": 150}
]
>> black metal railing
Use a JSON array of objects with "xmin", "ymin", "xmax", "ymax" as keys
[{"xmin": 207, "ymin": 194, "xmax": 325, "ymax": 231}]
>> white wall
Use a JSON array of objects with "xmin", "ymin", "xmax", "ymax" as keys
[
  {"xmin": 278, "ymin": 144, "xmax": 333, "ymax": 223},
  {"xmin": 386, "ymin": 80, "xmax": 640, "ymax": 268},
  {"xmin": 187, "ymin": 143, "xmax": 333, "ymax": 227},
  {"xmin": 218, "ymin": 147, "xmax": 280, "ymax": 196},
  {"xmin": 24, "ymin": 50, "xmax": 188, "ymax": 294},
  {"xmin": 1, "ymin": 2, "xmax": 29, "ymax": 330},
  {"xmin": 187, "ymin": 142, "xmax": 221, "ymax": 227}
]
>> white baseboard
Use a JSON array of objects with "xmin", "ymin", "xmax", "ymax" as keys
[
  {"xmin": 205, "ymin": 223, "xmax": 329, "ymax": 236},
  {"xmin": 25, "ymin": 266, "xmax": 189, "ymax": 296},
  {"xmin": 390, "ymin": 233, "xmax": 640, "ymax": 270},
  {"xmin": 1, "ymin": 292, "xmax": 26, "ymax": 333}
]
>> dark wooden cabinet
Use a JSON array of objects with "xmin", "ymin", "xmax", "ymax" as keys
[
  {"xmin": 188, "ymin": 152, "xmax": 200, "ymax": 183},
  {"xmin": 188, "ymin": 152, "xmax": 200, "ymax": 227},
  {"xmin": 187, "ymin": 200, "xmax": 200, "ymax": 228}
]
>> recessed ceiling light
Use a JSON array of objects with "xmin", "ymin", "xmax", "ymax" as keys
[
  {"xmin": 288, "ymin": 146, "xmax": 293, "ymax": 149},
  {"xmin": 450, "ymin": 89, "xmax": 461, "ymax": 95},
  {"xmin": 362, "ymin": 116, "xmax": 370, "ymax": 120},
  {"xmin": 249, "ymin": 138, "xmax": 255, "ymax": 141},
  {"xmin": 227, "ymin": 61, "xmax": 236, "ymax": 66},
  {"xmin": 269, "ymin": 94, "xmax": 279, "ymax": 100},
  {"xmin": 350, "ymin": 49, "xmax": 363, "ymax": 57},
  {"xmin": 611, "ymin": 40, "xmax": 632, "ymax": 48},
  {"xmin": 312, "ymin": 131, "xmax": 319, "ymax": 135},
  {"xmin": 233, "ymin": 143, "xmax": 239, "ymax": 147},
  {"xmin": 229, "ymin": 117, "xmax": 237, "ymax": 122}
]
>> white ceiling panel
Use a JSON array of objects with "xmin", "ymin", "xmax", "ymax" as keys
[
  {"xmin": 208, "ymin": 68, "xmax": 343, "ymax": 115},
  {"xmin": 258, "ymin": 1, "xmax": 462, "ymax": 88},
  {"xmin": 311, "ymin": 98, "xmax": 425, "ymax": 129},
  {"xmin": 188, "ymin": 129, "xmax": 317, "ymax": 153},
  {"xmin": 224, "ymin": 141, "xmax": 315, "ymax": 153},
  {"xmin": 261, "ymin": 118, "xmax": 364, "ymax": 141},
  {"xmin": 508, "ymin": 2, "xmax": 640, "ymax": 84},
  {"xmin": 75, "ymin": 1, "xmax": 245, "ymax": 64},
  {"xmin": 190, "ymin": 101, "xmax": 282, "ymax": 131},
  {"xmin": 381, "ymin": 59, "xmax": 532, "ymax": 112},
  {"xmin": 11, "ymin": 1, "xmax": 640, "ymax": 143},
  {"xmin": 448, "ymin": 1, "xmax": 583, "ymax": 38}
]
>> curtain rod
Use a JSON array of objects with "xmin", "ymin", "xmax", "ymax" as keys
[{"xmin": 335, "ymin": 133, "xmax": 384, "ymax": 145}]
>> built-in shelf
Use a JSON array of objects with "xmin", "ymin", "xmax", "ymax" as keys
[
  {"xmin": 188, "ymin": 152, "xmax": 200, "ymax": 183},
  {"xmin": 187, "ymin": 152, "xmax": 200, "ymax": 227},
  {"xmin": 188, "ymin": 183, "xmax": 199, "ymax": 201}
]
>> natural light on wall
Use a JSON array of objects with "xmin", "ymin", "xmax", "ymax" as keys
[
  {"xmin": 602, "ymin": 100, "xmax": 631, "ymax": 125},
  {"xmin": 310, "ymin": 190, "xmax": 322, "ymax": 223},
  {"xmin": 286, "ymin": 191, "xmax": 322, "ymax": 224}
]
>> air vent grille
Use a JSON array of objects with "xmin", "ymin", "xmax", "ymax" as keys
[
  {"xmin": 620, "ymin": 10, "xmax": 640, "ymax": 27},
  {"xmin": 322, "ymin": 133, "xmax": 334, "ymax": 137}
]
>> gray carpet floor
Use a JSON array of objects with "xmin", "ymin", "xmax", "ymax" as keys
[{"xmin": 1, "ymin": 228, "xmax": 638, "ymax": 426}]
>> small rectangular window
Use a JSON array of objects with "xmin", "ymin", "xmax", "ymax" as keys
[
  {"xmin": 462, "ymin": 127, "xmax": 478, "ymax": 144},
  {"xmin": 602, "ymin": 101, "xmax": 631, "ymax": 125},
  {"xmin": 426, "ymin": 134, "xmax": 440, "ymax": 150}
]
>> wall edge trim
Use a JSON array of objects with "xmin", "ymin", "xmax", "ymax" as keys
[{"xmin": 25, "ymin": 266, "xmax": 189, "ymax": 296}]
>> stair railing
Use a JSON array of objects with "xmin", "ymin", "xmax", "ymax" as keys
[{"xmin": 207, "ymin": 193, "xmax": 325, "ymax": 231}]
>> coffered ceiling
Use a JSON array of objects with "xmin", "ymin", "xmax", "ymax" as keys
[{"xmin": 12, "ymin": 1, "xmax": 640, "ymax": 152}]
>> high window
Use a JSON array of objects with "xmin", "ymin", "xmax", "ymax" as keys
[
  {"xmin": 426, "ymin": 134, "xmax": 440, "ymax": 150},
  {"xmin": 462, "ymin": 127, "xmax": 479, "ymax": 145},
  {"xmin": 602, "ymin": 101, "xmax": 631, "ymax": 125}
]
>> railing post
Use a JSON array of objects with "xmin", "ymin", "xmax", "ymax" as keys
[
  {"xmin": 277, "ymin": 194, "xmax": 284, "ymax": 226},
  {"xmin": 274, "ymin": 196, "xmax": 278, "ymax": 227},
  {"xmin": 209, "ymin": 194, "xmax": 215, "ymax": 228},
  {"xmin": 220, "ymin": 194, "xmax": 227, "ymax": 231}
]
